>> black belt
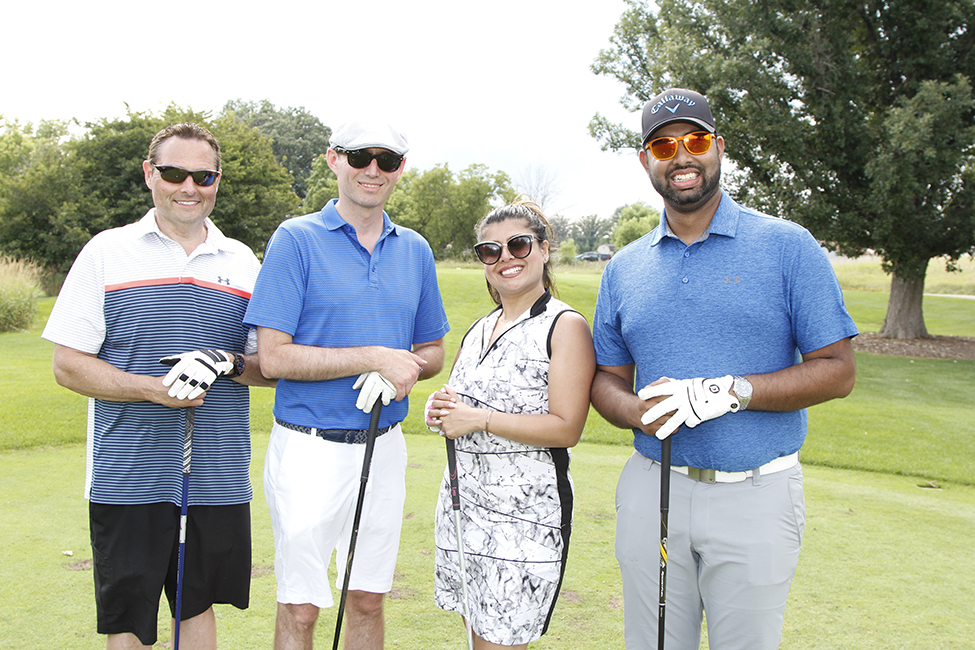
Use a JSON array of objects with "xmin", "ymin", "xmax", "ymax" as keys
[{"xmin": 275, "ymin": 418, "xmax": 393, "ymax": 444}]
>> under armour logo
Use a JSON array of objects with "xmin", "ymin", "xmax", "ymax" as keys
[
  {"xmin": 724, "ymin": 276, "xmax": 741, "ymax": 285},
  {"xmin": 216, "ymin": 276, "xmax": 231, "ymax": 285}
]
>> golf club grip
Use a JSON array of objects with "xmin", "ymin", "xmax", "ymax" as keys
[
  {"xmin": 360, "ymin": 399, "xmax": 382, "ymax": 480},
  {"xmin": 658, "ymin": 436, "xmax": 672, "ymax": 650},
  {"xmin": 446, "ymin": 438, "xmax": 462, "ymax": 511},
  {"xmin": 183, "ymin": 406, "xmax": 194, "ymax": 475}
]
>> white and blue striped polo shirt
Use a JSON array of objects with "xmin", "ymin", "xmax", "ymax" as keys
[{"xmin": 43, "ymin": 210, "xmax": 261, "ymax": 506}]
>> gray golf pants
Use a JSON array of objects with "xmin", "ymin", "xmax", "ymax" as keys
[{"xmin": 615, "ymin": 451, "xmax": 805, "ymax": 650}]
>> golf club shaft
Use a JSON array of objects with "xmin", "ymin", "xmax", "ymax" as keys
[
  {"xmin": 658, "ymin": 435, "xmax": 671, "ymax": 650},
  {"xmin": 446, "ymin": 438, "xmax": 475, "ymax": 650},
  {"xmin": 333, "ymin": 399, "xmax": 383, "ymax": 650},
  {"xmin": 174, "ymin": 405, "xmax": 194, "ymax": 650}
]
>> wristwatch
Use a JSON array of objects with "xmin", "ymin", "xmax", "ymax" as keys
[
  {"xmin": 732, "ymin": 375, "xmax": 753, "ymax": 411},
  {"xmin": 227, "ymin": 353, "xmax": 246, "ymax": 378}
]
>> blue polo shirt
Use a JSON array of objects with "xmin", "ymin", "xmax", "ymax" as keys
[
  {"xmin": 244, "ymin": 200, "xmax": 449, "ymax": 431},
  {"xmin": 593, "ymin": 191, "xmax": 858, "ymax": 471}
]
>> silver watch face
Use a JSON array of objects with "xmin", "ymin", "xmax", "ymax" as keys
[
  {"xmin": 734, "ymin": 376, "xmax": 753, "ymax": 409},
  {"xmin": 734, "ymin": 376, "xmax": 753, "ymax": 398}
]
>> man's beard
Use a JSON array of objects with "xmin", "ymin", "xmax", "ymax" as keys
[{"xmin": 651, "ymin": 163, "xmax": 722, "ymax": 208}]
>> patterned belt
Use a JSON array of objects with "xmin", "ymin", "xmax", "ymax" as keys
[{"xmin": 275, "ymin": 418, "xmax": 393, "ymax": 444}]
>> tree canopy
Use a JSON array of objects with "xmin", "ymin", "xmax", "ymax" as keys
[
  {"xmin": 0, "ymin": 106, "xmax": 298, "ymax": 274},
  {"xmin": 591, "ymin": 0, "xmax": 975, "ymax": 338},
  {"xmin": 222, "ymin": 99, "xmax": 331, "ymax": 199},
  {"xmin": 611, "ymin": 201, "xmax": 661, "ymax": 249}
]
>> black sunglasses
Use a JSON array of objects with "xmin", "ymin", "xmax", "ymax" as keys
[
  {"xmin": 153, "ymin": 165, "xmax": 220, "ymax": 187},
  {"xmin": 473, "ymin": 234, "xmax": 538, "ymax": 265},
  {"xmin": 334, "ymin": 147, "xmax": 404, "ymax": 173}
]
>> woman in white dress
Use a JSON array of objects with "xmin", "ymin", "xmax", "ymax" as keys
[{"xmin": 426, "ymin": 200, "xmax": 596, "ymax": 649}]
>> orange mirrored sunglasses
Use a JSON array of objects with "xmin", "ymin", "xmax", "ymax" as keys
[{"xmin": 644, "ymin": 131, "xmax": 715, "ymax": 161}]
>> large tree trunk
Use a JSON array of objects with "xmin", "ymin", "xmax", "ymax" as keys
[{"xmin": 879, "ymin": 270, "xmax": 929, "ymax": 339}]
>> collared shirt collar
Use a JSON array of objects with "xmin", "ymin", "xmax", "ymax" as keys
[
  {"xmin": 138, "ymin": 209, "xmax": 234, "ymax": 254},
  {"xmin": 320, "ymin": 198, "xmax": 399, "ymax": 239},
  {"xmin": 650, "ymin": 190, "xmax": 739, "ymax": 246}
]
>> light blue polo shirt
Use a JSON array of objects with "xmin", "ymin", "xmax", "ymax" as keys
[
  {"xmin": 244, "ymin": 200, "xmax": 449, "ymax": 431},
  {"xmin": 593, "ymin": 191, "xmax": 858, "ymax": 471}
]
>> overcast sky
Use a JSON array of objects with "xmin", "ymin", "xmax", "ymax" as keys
[{"xmin": 2, "ymin": 0, "xmax": 663, "ymax": 220}]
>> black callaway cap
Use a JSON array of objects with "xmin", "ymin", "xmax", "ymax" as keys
[{"xmin": 641, "ymin": 88, "xmax": 716, "ymax": 146}]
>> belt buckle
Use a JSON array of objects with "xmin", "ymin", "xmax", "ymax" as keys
[{"xmin": 687, "ymin": 467, "xmax": 716, "ymax": 484}]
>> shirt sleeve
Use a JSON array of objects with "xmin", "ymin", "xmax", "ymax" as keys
[
  {"xmin": 41, "ymin": 240, "xmax": 106, "ymax": 354},
  {"xmin": 243, "ymin": 227, "xmax": 306, "ymax": 336}
]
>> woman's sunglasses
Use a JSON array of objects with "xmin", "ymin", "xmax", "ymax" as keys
[
  {"xmin": 334, "ymin": 147, "xmax": 404, "ymax": 173},
  {"xmin": 473, "ymin": 234, "xmax": 538, "ymax": 265},
  {"xmin": 153, "ymin": 165, "xmax": 220, "ymax": 187},
  {"xmin": 644, "ymin": 131, "xmax": 715, "ymax": 161}
]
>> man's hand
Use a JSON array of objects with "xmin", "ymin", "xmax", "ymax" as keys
[
  {"xmin": 638, "ymin": 375, "xmax": 739, "ymax": 439},
  {"xmin": 353, "ymin": 371, "xmax": 397, "ymax": 413},
  {"xmin": 159, "ymin": 349, "xmax": 235, "ymax": 400}
]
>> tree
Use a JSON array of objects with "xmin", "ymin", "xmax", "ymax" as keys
[
  {"xmin": 406, "ymin": 164, "xmax": 516, "ymax": 257},
  {"xmin": 571, "ymin": 213, "xmax": 614, "ymax": 252},
  {"xmin": 0, "ymin": 107, "xmax": 300, "ymax": 273},
  {"xmin": 548, "ymin": 214, "xmax": 573, "ymax": 246},
  {"xmin": 591, "ymin": 0, "xmax": 975, "ymax": 338},
  {"xmin": 514, "ymin": 163, "xmax": 563, "ymax": 213},
  {"xmin": 611, "ymin": 201, "xmax": 660, "ymax": 249},
  {"xmin": 222, "ymin": 100, "xmax": 331, "ymax": 199},
  {"xmin": 0, "ymin": 120, "xmax": 81, "ymax": 272},
  {"xmin": 558, "ymin": 238, "xmax": 579, "ymax": 265},
  {"xmin": 209, "ymin": 113, "xmax": 300, "ymax": 251},
  {"xmin": 302, "ymin": 153, "xmax": 339, "ymax": 213}
]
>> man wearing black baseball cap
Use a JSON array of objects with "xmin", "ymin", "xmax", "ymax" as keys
[
  {"xmin": 245, "ymin": 120, "xmax": 449, "ymax": 649},
  {"xmin": 591, "ymin": 88, "xmax": 859, "ymax": 649}
]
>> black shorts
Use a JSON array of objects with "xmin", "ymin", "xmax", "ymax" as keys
[{"xmin": 89, "ymin": 501, "xmax": 251, "ymax": 646}]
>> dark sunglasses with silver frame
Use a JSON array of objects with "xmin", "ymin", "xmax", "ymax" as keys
[
  {"xmin": 153, "ymin": 164, "xmax": 220, "ymax": 187},
  {"xmin": 473, "ymin": 234, "xmax": 539, "ymax": 265},
  {"xmin": 333, "ymin": 147, "xmax": 404, "ymax": 173}
]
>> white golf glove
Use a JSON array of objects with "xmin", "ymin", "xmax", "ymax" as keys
[
  {"xmin": 159, "ymin": 349, "xmax": 236, "ymax": 400},
  {"xmin": 353, "ymin": 371, "xmax": 396, "ymax": 413},
  {"xmin": 638, "ymin": 375, "xmax": 740, "ymax": 440}
]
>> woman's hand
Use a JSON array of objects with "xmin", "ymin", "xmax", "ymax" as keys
[{"xmin": 424, "ymin": 385, "xmax": 490, "ymax": 440}]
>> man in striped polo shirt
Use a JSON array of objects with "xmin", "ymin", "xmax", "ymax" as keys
[
  {"xmin": 43, "ymin": 123, "xmax": 275, "ymax": 649},
  {"xmin": 244, "ymin": 121, "xmax": 449, "ymax": 650}
]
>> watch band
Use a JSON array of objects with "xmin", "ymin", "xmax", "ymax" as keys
[
  {"xmin": 227, "ymin": 353, "xmax": 245, "ymax": 378},
  {"xmin": 732, "ymin": 375, "xmax": 753, "ymax": 411}
]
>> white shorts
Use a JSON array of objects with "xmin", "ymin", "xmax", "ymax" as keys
[{"xmin": 264, "ymin": 421, "xmax": 407, "ymax": 608}]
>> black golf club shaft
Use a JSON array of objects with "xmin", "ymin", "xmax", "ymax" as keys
[
  {"xmin": 174, "ymin": 405, "xmax": 194, "ymax": 650},
  {"xmin": 658, "ymin": 435, "xmax": 671, "ymax": 650},
  {"xmin": 333, "ymin": 399, "xmax": 383, "ymax": 650}
]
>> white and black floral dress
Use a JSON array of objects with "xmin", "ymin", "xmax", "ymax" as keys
[{"xmin": 434, "ymin": 292, "xmax": 575, "ymax": 646}]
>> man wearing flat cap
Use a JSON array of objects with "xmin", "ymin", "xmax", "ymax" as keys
[
  {"xmin": 245, "ymin": 121, "xmax": 449, "ymax": 649},
  {"xmin": 590, "ymin": 89, "xmax": 858, "ymax": 649}
]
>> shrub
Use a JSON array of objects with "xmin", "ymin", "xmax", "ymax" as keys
[
  {"xmin": 558, "ymin": 238, "xmax": 578, "ymax": 265},
  {"xmin": 0, "ymin": 256, "xmax": 42, "ymax": 332}
]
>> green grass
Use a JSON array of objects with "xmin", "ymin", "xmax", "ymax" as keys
[
  {"xmin": 4, "ymin": 435, "xmax": 973, "ymax": 649},
  {"xmin": 831, "ymin": 254, "xmax": 975, "ymax": 296},
  {"xmin": 2, "ymin": 259, "xmax": 974, "ymax": 648}
]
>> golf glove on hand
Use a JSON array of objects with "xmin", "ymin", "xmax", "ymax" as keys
[
  {"xmin": 638, "ymin": 375, "xmax": 739, "ymax": 440},
  {"xmin": 159, "ymin": 349, "xmax": 235, "ymax": 400},
  {"xmin": 353, "ymin": 371, "xmax": 396, "ymax": 413}
]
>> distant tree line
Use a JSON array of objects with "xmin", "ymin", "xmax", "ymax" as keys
[{"xmin": 1, "ymin": 100, "xmax": 662, "ymax": 286}]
